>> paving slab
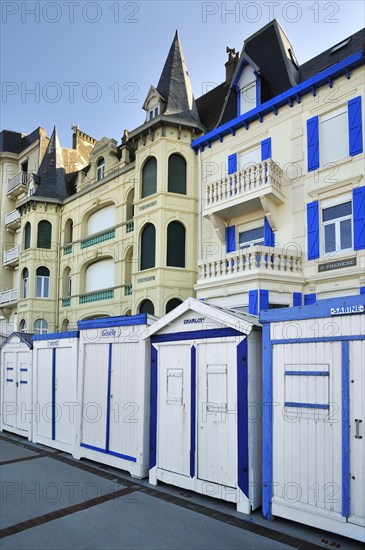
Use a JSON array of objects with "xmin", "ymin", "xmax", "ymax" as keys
[
  {"xmin": 1, "ymin": 457, "xmax": 123, "ymax": 529},
  {"xmin": 1, "ymin": 491, "xmax": 292, "ymax": 550},
  {"xmin": 0, "ymin": 440, "xmax": 39, "ymax": 463}
]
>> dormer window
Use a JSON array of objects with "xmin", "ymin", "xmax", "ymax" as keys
[
  {"xmin": 149, "ymin": 106, "xmax": 160, "ymax": 120},
  {"xmin": 143, "ymin": 86, "xmax": 164, "ymax": 123},
  {"xmin": 97, "ymin": 157, "xmax": 105, "ymax": 181},
  {"xmin": 237, "ymin": 62, "xmax": 260, "ymax": 116}
]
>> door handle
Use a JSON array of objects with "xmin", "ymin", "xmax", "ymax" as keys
[
  {"xmin": 16, "ymin": 381, "xmax": 19, "ymax": 387},
  {"xmin": 355, "ymin": 419, "xmax": 362, "ymax": 439}
]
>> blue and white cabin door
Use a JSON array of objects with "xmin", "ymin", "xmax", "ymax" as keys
[
  {"xmin": 349, "ymin": 340, "xmax": 365, "ymax": 527},
  {"xmin": 2, "ymin": 350, "xmax": 31, "ymax": 434},
  {"xmin": 272, "ymin": 342, "xmax": 342, "ymax": 515},
  {"xmin": 55, "ymin": 347, "xmax": 77, "ymax": 446},
  {"xmin": 35, "ymin": 349, "xmax": 53, "ymax": 439},
  {"xmin": 157, "ymin": 344, "xmax": 191, "ymax": 477},
  {"xmin": 197, "ymin": 341, "xmax": 237, "ymax": 488},
  {"xmin": 81, "ymin": 344, "xmax": 109, "ymax": 450}
]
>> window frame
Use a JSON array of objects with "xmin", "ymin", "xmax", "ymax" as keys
[
  {"xmin": 321, "ymin": 196, "xmax": 353, "ymax": 256},
  {"xmin": 36, "ymin": 267, "xmax": 50, "ymax": 298},
  {"xmin": 238, "ymin": 223, "xmax": 264, "ymax": 249},
  {"xmin": 320, "ymin": 106, "xmax": 348, "ymax": 166},
  {"xmin": 96, "ymin": 157, "xmax": 105, "ymax": 181},
  {"xmin": 22, "ymin": 268, "xmax": 29, "ymax": 299},
  {"xmin": 34, "ymin": 318, "xmax": 48, "ymax": 335}
]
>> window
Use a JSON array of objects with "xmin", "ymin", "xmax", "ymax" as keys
[
  {"xmin": 239, "ymin": 146, "xmax": 261, "ymax": 170},
  {"xmin": 87, "ymin": 204, "xmax": 115, "ymax": 235},
  {"xmin": 166, "ymin": 298, "xmax": 182, "ymax": 314},
  {"xmin": 61, "ymin": 319, "xmax": 70, "ymax": 331},
  {"xmin": 85, "ymin": 259, "xmax": 114, "ymax": 292},
  {"xmin": 239, "ymin": 226, "xmax": 264, "ymax": 248},
  {"xmin": 167, "ymin": 222, "xmax": 185, "ymax": 267},
  {"xmin": 240, "ymin": 82, "xmax": 256, "ymax": 114},
  {"xmin": 37, "ymin": 220, "xmax": 52, "ymax": 249},
  {"xmin": 34, "ymin": 318, "xmax": 48, "ymax": 335},
  {"xmin": 24, "ymin": 222, "xmax": 31, "ymax": 250},
  {"xmin": 321, "ymin": 108, "xmax": 348, "ymax": 165},
  {"xmin": 139, "ymin": 300, "xmax": 154, "ymax": 315},
  {"xmin": 322, "ymin": 201, "xmax": 352, "ymax": 254},
  {"xmin": 64, "ymin": 219, "xmax": 73, "ymax": 244},
  {"xmin": 36, "ymin": 267, "xmax": 50, "ymax": 298},
  {"xmin": 140, "ymin": 224, "xmax": 156, "ymax": 270},
  {"xmin": 168, "ymin": 154, "xmax": 186, "ymax": 194},
  {"xmin": 22, "ymin": 268, "xmax": 29, "ymax": 299},
  {"xmin": 97, "ymin": 158, "xmax": 105, "ymax": 181},
  {"xmin": 19, "ymin": 319, "xmax": 27, "ymax": 332},
  {"xmin": 142, "ymin": 157, "xmax": 157, "ymax": 198}
]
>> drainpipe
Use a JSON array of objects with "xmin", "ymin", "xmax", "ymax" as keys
[{"xmin": 198, "ymin": 149, "xmax": 202, "ymax": 264}]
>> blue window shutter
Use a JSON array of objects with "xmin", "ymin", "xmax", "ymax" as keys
[
  {"xmin": 228, "ymin": 153, "xmax": 237, "ymax": 175},
  {"xmin": 307, "ymin": 201, "xmax": 319, "ymax": 260},
  {"xmin": 248, "ymin": 290, "xmax": 258, "ymax": 315},
  {"xmin": 353, "ymin": 186, "xmax": 365, "ymax": 250},
  {"xmin": 226, "ymin": 226, "xmax": 236, "ymax": 253},
  {"xmin": 260, "ymin": 290, "xmax": 269, "ymax": 311},
  {"xmin": 307, "ymin": 116, "xmax": 319, "ymax": 171},
  {"xmin": 360, "ymin": 287, "xmax": 365, "ymax": 295},
  {"xmin": 264, "ymin": 217, "xmax": 275, "ymax": 246},
  {"xmin": 304, "ymin": 293, "xmax": 316, "ymax": 305},
  {"xmin": 261, "ymin": 138, "xmax": 271, "ymax": 161},
  {"xmin": 348, "ymin": 96, "xmax": 363, "ymax": 156},
  {"xmin": 293, "ymin": 292, "xmax": 302, "ymax": 307}
]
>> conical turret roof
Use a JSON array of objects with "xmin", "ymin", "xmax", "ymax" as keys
[{"xmin": 35, "ymin": 127, "xmax": 67, "ymax": 200}]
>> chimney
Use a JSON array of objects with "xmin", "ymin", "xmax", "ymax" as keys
[{"xmin": 225, "ymin": 47, "xmax": 240, "ymax": 82}]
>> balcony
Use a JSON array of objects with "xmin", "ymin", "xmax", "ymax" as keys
[
  {"xmin": 124, "ymin": 284, "xmax": 132, "ymax": 296},
  {"xmin": 5, "ymin": 209, "xmax": 21, "ymax": 230},
  {"xmin": 7, "ymin": 172, "xmax": 30, "ymax": 198},
  {"xmin": 0, "ymin": 288, "xmax": 18, "ymax": 307},
  {"xmin": 203, "ymin": 159, "xmax": 285, "ymax": 219},
  {"xmin": 3, "ymin": 245, "xmax": 19, "ymax": 267},
  {"xmin": 198, "ymin": 245, "xmax": 302, "ymax": 283},
  {"xmin": 126, "ymin": 220, "xmax": 134, "ymax": 233},
  {"xmin": 62, "ymin": 298, "xmax": 71, "ymax": 307},
  {"xmin": 79, "ymin": 288, "xmax": 114, "ymax": 304},
  {"xmin": 81, "ymin": 228, "xmax": 115, "ymax": 249},
  {"xmin": 63, "ymin": 245, "xmax": 72, "ymax": 255}
]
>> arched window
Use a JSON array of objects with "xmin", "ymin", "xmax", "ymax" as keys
[
  {"xmin": 22, "ymin": 268, "xmax": 29, "ymax": 299},
  {"xmin": 167, "ymin": 221, "xmax": 185, "ymax": 267},
  {"xmin": 24, "ymin": 222, "xmax": 31, "ymax": 249},
  {"xmin": 139, "ymin": 300, "xmax": 154, "ymax": 315},
  {"xmin": 34, "ymin": 318, "xmax": 48, "ymax": 335},
  {"xmin": 19, "ymin": 319, "xmax": 27, "ymax": 332},
  {"xmin": 63, "ymin": 267, "xmax": 72, "ymax": 297},
  {"xmin": 37, "ymin": 220, "xmax": 52, "ymax": 249},
  {"xmin": 64, "ymin": 218, "xmax": 73, "ymax": 244},
  {"xmin": 166, "ymin": 298, "xmax": 182, "ymax": 314},
  {"xmin": 142, "ymin": 157, "xmax": 157, "ymax": 198},
  {"xmin": 61, "ymin": 319, "xmax": 70, "ymax": 331},
  {"xmin": 87, "ymin": 204, "xmax": 115, "ymax": 235},
  {"xmin": 85, "ymin": 259, "xmax": 114, "ymax": 292},
  {"xmin": 124, "ymin": 247, "xmax": 133, "ymax": 285},
  {"xmin": 168, "ymin": 154, "xmax": 186, "ymax": 194},
  {"xmin": 126, "ymin": 188, "xmax": 134, "ymax": 220},
  {"xmin": 97, "ymin": 157, "xmax": 105, "ymax": 181},
  {"xmin": 36, "ymin": 267, "xmax": 50, "ymax": 298},
  {"xmin": 140, "ymin": 224, "xmax": 156, "ymax": 270}
]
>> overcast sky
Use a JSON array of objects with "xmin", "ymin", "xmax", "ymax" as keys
[{"xmin": 1, "ymin": 0, "xmax": 364, "ymax": 147}]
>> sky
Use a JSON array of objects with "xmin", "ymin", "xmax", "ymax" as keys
[{"xmin": 1, "ymin": 0, "xmax": 364, "ymax": 147}]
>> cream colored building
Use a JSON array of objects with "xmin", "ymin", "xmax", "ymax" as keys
[{"xmin": 1, "ymin": 22, "xmax": 364, "ymax": 334}]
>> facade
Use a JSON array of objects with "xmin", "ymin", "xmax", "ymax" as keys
[{"xmin": 1, "ymin": 22, "xmax": 364, "ymax": 335}]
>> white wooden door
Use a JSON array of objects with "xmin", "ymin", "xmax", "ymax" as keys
[
  {"xmin": 157, "ymin": 344, "xmax": 191, "ymax": 476},
  {"xmin": 81, "ymin": 344, "xmax": 109, "ymax": 450},
  {"xmin": 35, "ymin": 348, "xmax": 53, "ymax": 439},
  {"xmin": 197, "ymin": 341, "xmax": 237, "ymax": 488},
  {"xmin": 272, "ymin": 342, "xmax": 342, "ymax": 514},
  {"xmin": 109, "ymin": 343, "xmax": 138, "ymax": 459},
  {"xmin": 16, "ymin": 352, "xmax": 31, "ymax": 432},
  {"xmin": 349, "ymin": 340, "xmax": 365, "ymax": 527},
  {"xmin": 2, "ymin": 352, "xmax": 17, "ymax": 428},
  {"xmin": 55, "ymin": 347, "xmax": 77, "ymax": 445}
]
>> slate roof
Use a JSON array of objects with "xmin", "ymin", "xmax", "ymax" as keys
[
  {"xmin": 0, "ymin": 128, "xmax": 42, "ymax": 154},
  {"xmin": 34, "ymin": 127, "xmax": 68, "ymax": 201}
]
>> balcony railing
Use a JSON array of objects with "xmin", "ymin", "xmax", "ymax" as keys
[
  {"xmin": 62, "ymin": 298, "xmax": 71, "ymax": 307},
  {"xmin": 5, "ymin": 209, "xmax": 21, "ymax": 227},
  {"xmin": 204, "ymin": 159, "xmax": 284, "ymax": 212},
  {"xmin": 79, "ymin": 288, "xmax": 114, "ymax": 304},
  {"xmin": 126, "ymin": 221, "xmax": 134, "ymax": 233},
  {"xmin": 7, "ymin": 172, "xmax": 29, "ymax": 195},
  {"xmin": 0, "ymin": 288, "xmax": 18, "ymax": 306},
  {"xmin": 3, "ymin": 245, "xmax": 19, "ymax": 265},
  {"xmin": 63, "ymin": 245, "xmax": 72, "ymax": 255},
  {"xmin": 124, "ymin": 284, "xmax": 132, "ymax": 296},
  {"xmin": 198, "ymin": 245, "xmax": 302, "ymax": 281},
  {"xmin": 80, "ymin": 228, "xmax": 116, "ymax": 249}
]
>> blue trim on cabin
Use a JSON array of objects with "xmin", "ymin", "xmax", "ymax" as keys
[
  {"xmin": 260, "ymin": 294, "xmax": 365, "ymax": 323},
  {"xmin": 262, "ymin": 323, "xmax": 272, "ymax": 520},
  {"xmin": 272, "ymin": 335, "xmax": 364, "ymax": 345},
  {"xmin": 237, "ymin": 338, "xmax": 249, "ymax": 498},
  {"xmin": 285, "ymin": 371, "xmax": 329, "ymax": 376},
  {"xmin": 191, "ymin": 51, "xmax": 364, "ymax": 151},
  {"xmin": 19, "ymin": 381, "xmax": 27, "ymax": 384},
  {"xmin": 33, "ymin": 331, "xmax": 79, "ymax": 341},
  {"xmin": 52, "ymin": 348, "xmax": 56, "ymax": 441},
  {"xmin": 80, "ymin": 443, "xmax": 106, "ymax": 454},
  {"xmin": 20, "ymin": 368, "xmax": 28, "ymax": 372},
  {"xmin": 105, "ymin": 343, "xmax": 112, "ymax": 453},
  {"xmin": 6, "ymin": 367, "xmax": 14, "ymax": 371},
  {"xmin": 80, "ymin": 445, "xmax": 137, "ymax": 463},
  {"xmin": 6, "ymin": 379, "xmax": 13, "ymax": 383},
  {"xmin": 149, "ymin": 345, "xmax": 158, "ymax": 469},
  {"xmin": 284, "ymin": 402, "xmax": 329, "ymax": 410},
  {"xmin": 341, "ymin": 341, "xmax": 350, "ymax": 518},
  {"xmin": 190, "ymin": 346, "xmax": 196, "ymax": 479},
  {"xmin": 107, "ymin": 450, "xmax": 137, "ymax": 463},
  {"xmin": 78, "ymin": 314, "xmax": 147, "ymax": 330},
  {"xmin": 151, "ymin": 327, "xmax": 244, "ymax": 344}
]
